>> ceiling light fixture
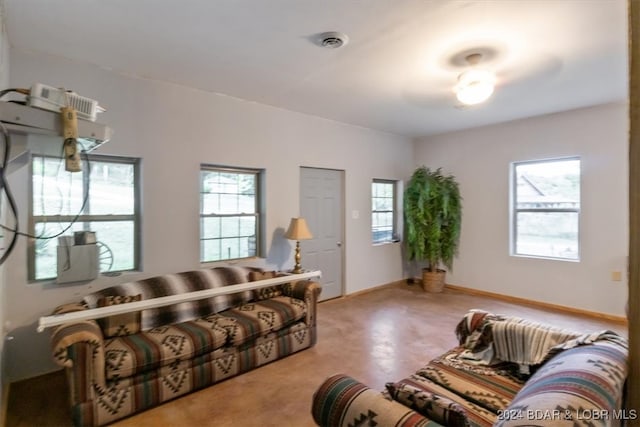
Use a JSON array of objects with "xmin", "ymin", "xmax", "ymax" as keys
[
  {"xmin": 318, "ymin": 31, "xmax": 349, "ymax": 49},
  {"xmin": 454, "ymin": 53, "xmax": 496, "ymax": 105}
]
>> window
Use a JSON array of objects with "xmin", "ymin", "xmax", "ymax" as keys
[
  {"xmin": 30, "ymin": 154, "xmax": 141, "ymax": 281},
  {"xmin": 200, "ymin": 166, "xmax": 263, "ymax": 262},
  {"xmin": 372, "ymin": 179, "xmax": 397, "ymax": 244},
  {"xmin": 511, "ymin": 157, "xmax": 580, "ymax": 260}
]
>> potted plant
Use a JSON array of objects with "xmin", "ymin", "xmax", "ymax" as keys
[{"xmin": 404, "ymin": 166, "xmax": 462, "ymax": 292}]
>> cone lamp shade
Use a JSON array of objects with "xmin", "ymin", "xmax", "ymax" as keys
[{"xmin": 285, "ymin": 217, "xmax": 313, "ymax": 273}]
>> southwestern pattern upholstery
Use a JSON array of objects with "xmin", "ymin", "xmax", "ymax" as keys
[
  {"xmin": 50, "ymin": 266, "xmax": 321, "ymax": 426},
  {"xmin": 97, "ymin": 294, "xmax": 142, "ymax": 338},
  {"xmin": 312, "ymin": 310, "xmax": 628, "ymax": 427},
  {"xmin": 385, "ymin": 382, "xmax": 470, "ymax": 427},
  {"xmin": 495, "ymin": 340, "xmax": 629, "ymax": 427},
  {"xmin": 312, "ymin": 374, "xmax": 437, "ymax": 427}
]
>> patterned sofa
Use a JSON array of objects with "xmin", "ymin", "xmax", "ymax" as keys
[
  {"xmin": 312, "ymin": 310, "xmax": 629, "ymax": 427},
  {"xmin": 49, "ymin": 266, "xmax": 321, "ymax": 426}
]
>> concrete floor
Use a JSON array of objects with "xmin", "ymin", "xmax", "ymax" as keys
[{"xmin": 6, "ymin": 283, "xmax": 626, "ymax": 427}]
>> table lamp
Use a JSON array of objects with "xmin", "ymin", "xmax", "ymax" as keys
[{"xmin": 285, "ymin": 217, "xmax": 313, "ymax": 274}]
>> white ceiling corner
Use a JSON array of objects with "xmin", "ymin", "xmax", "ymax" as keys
[{"xmin": 3, "ymin": 0, "xmax": 629, "ymax": 137}]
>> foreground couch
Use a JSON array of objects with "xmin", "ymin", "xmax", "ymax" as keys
[
  {"xmin": 312, "ymin": 310, "xmax": 629, "ymax": 427},
  {"xmin": 50, "ymin": 266, "xmax": 321, "ymax": 426}
]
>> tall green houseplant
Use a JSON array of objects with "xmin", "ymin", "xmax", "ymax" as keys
[{"xmin": 404, "ymin": 167, "xmax": 462, "ymax": 292}]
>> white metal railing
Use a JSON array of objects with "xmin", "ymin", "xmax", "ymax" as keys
[{"xmin": 37, "ymin": 270, "xmax": 322, "ymax": 332}]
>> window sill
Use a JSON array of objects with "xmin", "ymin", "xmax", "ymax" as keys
[
  {"xmin": 372, "ymin": 239, "xmax": 401, "ymax": 247},
  {"xmin": 200, "ymin": 256, "xmax": 263, "ymax": 267},
  {"xmin": 510, "ymin": 253, "xmax": 580, "ymax": 263},
  {"xmin": 29, "ymin": 270, "xmax": 139, "ymax": 287}
]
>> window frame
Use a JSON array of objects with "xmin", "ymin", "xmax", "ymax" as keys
[
  {"xmin": 28, "ymin": 153, "xmax": 142, "ymax": 282},
  {"xmin": 199, "ymin": 164, "xmax": 265, "ymax": 263},
  {"xmin": 510, "ymin": 156, "xmax": 581, "ymax": 261},
  {"xmin": 371, "ymin": 178, "xmax": 398, "ymax": 245}
]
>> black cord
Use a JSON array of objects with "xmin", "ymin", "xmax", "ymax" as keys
[
  {"xmin": 0, "ymin": 90, "xmax": 29, "ymax": 265},
  {"xmin": 0, "ymin": 88, "xmax": 29, "ymax": 99},
  {"xmin": 0, "ymin": 120, "xmax": 18, "ymax": 265},
  {"xmin": 0, "ymin": 91, "xmax": 93, "ymax": 265}
]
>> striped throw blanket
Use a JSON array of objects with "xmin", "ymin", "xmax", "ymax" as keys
[
  {"xmin": 490, "ymin": 318, "xmax": 581, "ymax": 367},
  {"xmin": 83, "ymin": 266, "xmax": 261, "ymax": 331},
  {"xmin": 458, "ymin": 311, "xmax": 625, "ymax": 373}
]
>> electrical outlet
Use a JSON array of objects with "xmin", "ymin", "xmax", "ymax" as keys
[{"xmin": 611, "ymin": 271, "xmax": 623, "ymax": 282}]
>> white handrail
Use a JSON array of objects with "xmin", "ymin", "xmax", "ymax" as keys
[{"xmin": 37, "ymin": 270, "xmax": 322, "ymax": 332}]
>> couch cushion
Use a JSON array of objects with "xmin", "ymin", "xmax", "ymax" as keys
[
  {"xmin": 249, "ymin": 270, "xmax": 287, "ymax": 300},
  {"xmin": 104, "ymin": 318, "xmax": 229, "ymax": 379},
  {"xmin": 98, "ymin": 294, "xmax": 142, "ymax": 338},
  {"xmin": 386, "ymin": 382, "xmax": 470, "ymax": 427},
  {"xmin": 207, "ymin": 296, "xmax": 307, "ymax": 346},
  {"xmin": 389, "ymin": 374, "xmax": 496, "ymax": 427},
  {"xmin": 415, "ymin": 347, "xmax": 525, "ymax": 414},
  {"xmin": 495, "ymin": 340, "xmax": 628, "ymax": 427}
]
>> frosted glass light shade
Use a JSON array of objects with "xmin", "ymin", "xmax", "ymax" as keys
[{"xmin": 455, "ymin": 69, "xmax": 496, "ymax": 105}]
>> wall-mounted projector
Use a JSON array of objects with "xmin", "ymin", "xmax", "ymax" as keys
[
  {"xmin": 27, "ymin": 83, "xmax": 105, "ymax": 122},
  {"xmin": 0, "ymin": 84, "xmax": 113, "ymax": 174}
]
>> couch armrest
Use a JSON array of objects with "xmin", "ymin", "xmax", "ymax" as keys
[
  {"xmin": 50, "ymin": 303, "xmax": 107, "ymax": 398},
  {"xmin": 282, "ymin": 279, "xmax": 321, "ymax": 301},
  {"xmin": 283, "ymin": 280, "xmax": 321, "ymax": 344},
  {"xmin": 495, "ymin": 340, "xmax": 628, "ymax": 427},
  {"xmin": 312, "ymin": 374, "xmax": 432, "ymax": 427}
]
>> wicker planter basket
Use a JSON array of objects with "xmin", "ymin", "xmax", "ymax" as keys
[{"xmin": 421, "ymin": 269, "xmax": 446, "ymax": 293}]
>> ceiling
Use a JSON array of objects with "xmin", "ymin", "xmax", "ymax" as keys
[{"xmin": 3, "ymin": 0, "xmax": 629, "ymax": 138}]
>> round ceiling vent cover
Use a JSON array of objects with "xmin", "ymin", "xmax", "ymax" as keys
[{"xmin": 319, "ymin": 31, "xmax": 349, "ymax": 49}]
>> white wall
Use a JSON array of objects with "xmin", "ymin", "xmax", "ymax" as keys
[
  {"xmin": 3, "ymin": 49, "xmax": 413, "ymax": 381},
  {"xmin": 415, "ymin": 102, "xmax": 629, "ymax": 317}
]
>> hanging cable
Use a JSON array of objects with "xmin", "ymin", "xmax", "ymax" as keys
[
  {"xmin": 0, "ymin": 146, "xmax": 91, "ymax": 240},
  {"xmin": 0, "ymin": 119, "xmax": 18, "ymax": 265},
  {"xmin": 0, "ymin": 88, "xmax": 94, "ymax": 267}
]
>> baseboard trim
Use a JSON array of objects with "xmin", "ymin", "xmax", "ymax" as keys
[
  {"xmin": 347, "ymin": 280, "xmax": 405, "ymax": 298},
  {"xmin": 444, "ymin": 284, "xmax": 628, "ymax": 324},
  {"xmin": 321, "ymin": 280, "xmax": 403, "ymax": 303}
]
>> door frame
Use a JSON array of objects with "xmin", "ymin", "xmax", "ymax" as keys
[{"xmin": 300, "ymin": 166, "xmax": 345, "ymax": 301}]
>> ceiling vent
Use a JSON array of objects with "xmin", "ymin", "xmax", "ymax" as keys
[{"xmin": 318, "ymin": 32, "xmax": 349, "ymax": 49}]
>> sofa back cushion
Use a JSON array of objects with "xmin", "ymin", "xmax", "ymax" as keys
[
  {"xmin": 249, "ymin": 270, "xmax": 290, "ymax": 300},
  {"xmin": 495, "ymin": 339, "xmax": 628, "ymax": 427},
  {"xmin": 84, "ymin": 266, "xmax": 261, "ymax": 331},
  {"xmin": 386, "ymin": 382, "xmax": 470, "ymax": 427},
  {"xmin": 98, "ymin": 294, "xmax": 142, "ymax": 338},
  {"xmin": 415, "ymin": 347, "xmax": 525, "ymax": 414},
  {"xmin": 393, "ymin": 374, "xmax": 498, "ymax": 427}
]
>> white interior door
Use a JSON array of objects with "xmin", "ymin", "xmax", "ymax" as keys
[{"xmin": 300, "ymin": 167, "xmax": 344, "ymax": 301}]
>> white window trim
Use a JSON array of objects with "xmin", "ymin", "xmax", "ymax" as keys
[
  {"xmin": 510, "ymin": 156, "xmax": 581, "ymax": 262},
  {"xmin": 199, "ymin": 164, "xmax": 265, "ymax": 263},
  {"xmin": 372, "ymin": 178, "xmax": 399, "ymax": 245},
  {"xmin": 28, "ymin": 153, "xmax": 141, "ymax": 282}
]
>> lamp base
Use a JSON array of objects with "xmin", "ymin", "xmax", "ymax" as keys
[{"xmin": 292, "ymin": 241, "xmax": 303, "ymax": 274}]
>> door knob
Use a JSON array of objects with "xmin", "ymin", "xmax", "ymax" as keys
[{"xmin": 337, "ymin": 242, "xmax": 342, "ymax": 247}]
